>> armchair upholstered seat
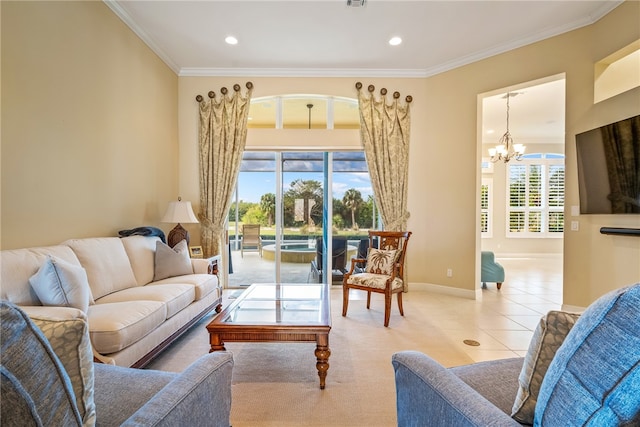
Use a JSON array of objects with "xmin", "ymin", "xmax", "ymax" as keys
[
  {"xmin": 342, "ymin": 230, "xmax": 411, "ymax": 327},
  {"xmin": 481, "ymin": 250, "xmax": 505, "ymax": 290}
]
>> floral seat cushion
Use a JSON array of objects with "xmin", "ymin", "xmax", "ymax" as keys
[{"xmin": 346, "ymin": 273, "xmax": 403, "ymax": 291}]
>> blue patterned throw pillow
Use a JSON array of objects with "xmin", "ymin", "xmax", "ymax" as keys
[
  {"xmin": 534, "ymin": 283, "xmax": 640, "ymax": 426},
  {"xmin": 0, "ymin": 301, "xmax": 82, "ymax": 426}
]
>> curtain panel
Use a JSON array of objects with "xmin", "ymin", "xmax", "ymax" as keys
[
  {"xmin": 196, "ymin": 82, "xmax": 253, "ymax": 257},
  {"xmin": 356, "ymin": 82, "xmax": 412, "ymax": 231}
]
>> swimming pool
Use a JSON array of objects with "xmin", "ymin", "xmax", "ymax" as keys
[
  {"xmin": 261, "ymin": 242, "xmax": 357, "ymax": 263},
  {"xmin": 262, "ymin": 243, "xmax": 316, "ymax": 263}
]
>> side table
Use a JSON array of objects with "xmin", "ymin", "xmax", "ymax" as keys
[
  {"xmin": 197, "ymin": 255, "xmax": 222, "ymax": 313},
  {"xmin": 205, "ymin": 255, "xmax": 222, "ymax": 276}
]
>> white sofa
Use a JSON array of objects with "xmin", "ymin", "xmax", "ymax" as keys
[{"xmin": 1, "ymin": 235, "xmax": 222, "ymax": 368}]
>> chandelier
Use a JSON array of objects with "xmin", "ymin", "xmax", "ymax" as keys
[{"xmin": 489, "ymin": 92, "xmax": 525, "ymax": 163}]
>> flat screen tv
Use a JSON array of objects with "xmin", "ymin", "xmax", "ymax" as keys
[{"xmin": 575, "ymin": 114, "xmax": 640, "ymax": 214}]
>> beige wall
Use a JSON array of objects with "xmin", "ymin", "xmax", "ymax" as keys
[
  {"xmin": 1, "ymin": 1, "xmax": 179, "ymax": 249},
  {"xmin": 561, "ymin": 2, "xmax": 640, "ymax": 306},
  {"xmin": 178, "ymin": 2, "xmax": 639, "ymax": 306}
]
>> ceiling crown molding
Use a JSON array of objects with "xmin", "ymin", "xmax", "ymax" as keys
[
  {"xmin": 103, "ymin": 0, "xmax": 180, "ymax": 74},
  {"xmin": 179, "ymin": 68, "xmax": 429, "ymax": 78}
]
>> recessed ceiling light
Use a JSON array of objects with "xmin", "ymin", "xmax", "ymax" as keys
[
  {"xmin": 225, "ymin": 36, "xmax": 238, "ymax": 45},
  {"xmin": 389, "ymin": 36, "xmax": 402, "ymax": 46}
]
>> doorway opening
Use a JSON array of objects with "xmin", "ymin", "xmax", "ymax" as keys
[{"xmin": 478, "ymin": 74, "xmax": 566, "ymax": 297}]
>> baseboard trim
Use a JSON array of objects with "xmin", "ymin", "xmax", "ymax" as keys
[
  {"xmin": 493, "ymin": 252, "xmax": 562, "ymax": 259},
  {"xmin": 408, "ymin": 282, "xmax": 478, "ymax": 300},
  {"xmin": 561, "ymin": 303, "xmax": 586, "ymax": 313}
]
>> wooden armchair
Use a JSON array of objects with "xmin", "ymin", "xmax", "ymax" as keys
[
  {"xmin": 342, "ymin": 230, "xmax": 412, "ymax": 327},
  {"xmin": 240, "ymin": 224, "xmax": 262, "ymax": 257}
]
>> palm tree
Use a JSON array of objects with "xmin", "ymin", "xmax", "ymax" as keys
[
  {"xmin": 343, "ymin": 189, "xmax": 363, "ymax": 230},
  {"xmin": 260, "ymin": 193, "xmax": 276, "ymax": 227}
]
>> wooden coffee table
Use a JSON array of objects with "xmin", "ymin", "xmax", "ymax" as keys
[{"xmin": 207, "ymin": 283, "xmax": 332, "ymax": 389}]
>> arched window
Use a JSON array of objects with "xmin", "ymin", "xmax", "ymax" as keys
[{"xmin": 247, "ymin": 95, "xmax": 359, "ymax": 129}]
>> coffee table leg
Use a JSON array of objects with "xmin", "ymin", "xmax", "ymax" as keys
[
  {"xmin": 209, "ymin": 333, "xmax": 226, "ymax": 352},
  {"xmin": 315, "ymin": 334, "xmax": 330, "ymax": 389}
]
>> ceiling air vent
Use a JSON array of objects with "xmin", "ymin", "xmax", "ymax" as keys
[{"xmin": 347, "ymin": 0, "xmax": 366, "ymax": 7}]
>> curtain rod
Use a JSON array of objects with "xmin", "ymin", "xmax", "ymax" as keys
[
  {"xmin": 195, "ymin": 81, "xmax": 254, "ymax": 102},
  {"xmin": 355, "ymin": 81, "xmax": 412, "ymax": 103}
]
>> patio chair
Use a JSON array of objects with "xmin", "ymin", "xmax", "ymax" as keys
[
  {"xmin": 241, "ymin": 224, "xmax": 262, "ymax": 257},
  {"xmin": 342, "ymin": 230, "xmax": 412, "ymax": 327},
  {"xmin": 310, "ymin": 237, "xmax": 348, "ymax": 283},
  {"xmin": 353, "ymin": 237, "xmax": 377, "ymax": 273}
]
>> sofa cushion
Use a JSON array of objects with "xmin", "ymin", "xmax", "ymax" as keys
[
  {"xmin": 20, "ymin": 305, "xmax": 86, "ymax": 319},
  {"xmin": 96, "ymin": 284, "xmax": 195, "ymax": 319},
  {"xmin": 511, "ymin": 310, "xmax": 580, "ymax": 424},
  {"xmin": 63, "ymin": 238, "xmax": 138, "ymax": 300},
  {"xmin": 150, "ymin": 274, "xmax": 218, "ymax": 301},
  {"xmin": 31, "ymin": 311, "xmax": 96, "ymax": 427},
  {"xmin": 534, "ymin": 283, "xmax": 640, "ymax": 426},
  {"xmin": 88, "ymin": 301, "xmax": 166, "ymax": 354},
  {"xmin": 1, "ymin": 245, "xmax": 82, "ymax": 306},
  {"xmin": 153, "ymin": 239, "xmax": 193, "ymax": 281},
  {"xmin": 0, "ymin": 301, "xmax": 83, "ymax": 426},
  {"xmin": 452, "ymin": 357, "xmax": 524, "ymax": 416},
  {"xmin": 29, "ymin": 256, "xmax": 94, "ymax": 312},
  {"xmin": 120, "ymin": 235, "xmax": 160, "ymax": 286}
]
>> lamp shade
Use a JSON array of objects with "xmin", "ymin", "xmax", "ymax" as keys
[{"xmin": 161, "ymin": 200, "xmax": 199, "ymax": 224}]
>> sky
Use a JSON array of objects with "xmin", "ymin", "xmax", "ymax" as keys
[{"xmin": 237, "ymin": 171, "xmax": 373, "ymax": 203}]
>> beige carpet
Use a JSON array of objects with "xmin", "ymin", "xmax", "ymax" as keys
[{"xmin": 146, "ymin": 287, "xmax": 474, "ymax": 427}]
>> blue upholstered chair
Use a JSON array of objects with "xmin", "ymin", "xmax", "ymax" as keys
[
  {"xmin": 393, "ymin": 283, "xmax": 640, "ymax": 426},
  {"xmin": 481, "ymin": 251, "xmax": 505, "ymax": 290},
  {"xmin": 0, "ymin": 301, "xmax": 234, "ymax": 427}
]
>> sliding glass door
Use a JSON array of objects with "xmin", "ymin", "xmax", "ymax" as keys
[{"xmin": 228, "ymin": 151, "xmax": 373, "ymax": 287}]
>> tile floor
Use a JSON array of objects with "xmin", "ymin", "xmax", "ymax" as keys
[{"xmin": 223, "ymin": 251, "xmax": 566, "ymax": 363}]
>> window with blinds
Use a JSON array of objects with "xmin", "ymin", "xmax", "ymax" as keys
[{"xmin": 507, "ymin": 154, "xmax": 565, "ymax": 237}]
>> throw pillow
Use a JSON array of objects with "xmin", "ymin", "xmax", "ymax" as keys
[
  {"xmin": 0, "ymin": 301, "xmax": 83, "ymax": 426},
  {"xmin": 29, "ymin": 256, "xmax": 93, "ymax": 312},
  {"xmin": 534, "ymin": 283, "xmax": 640, "ymax": 427},
  {"xmin": 511, "ymin": 310, "xmax": 580, "ymax": 424},
  {"xmin": 153, "ymin": 239, "xmax": 193, "ymax": 281},
  {"xmin": 31, "ymin": 314, "xmax": 96, "ymax": 427},
  {"xmin": 365, "ymin": 248, "xmax": 399, "ymax": 276}
]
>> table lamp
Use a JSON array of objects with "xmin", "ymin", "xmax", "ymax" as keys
[{"xmin": 161, "ymin": 197, "xmax": 199, "ymax": 248}]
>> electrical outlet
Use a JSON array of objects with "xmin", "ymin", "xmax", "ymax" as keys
[{"xmin": 447, "ymin": 268, "xmax": 453, "ymax": 277}]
